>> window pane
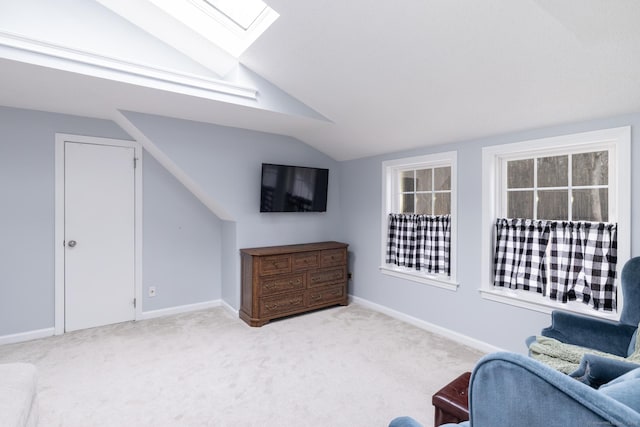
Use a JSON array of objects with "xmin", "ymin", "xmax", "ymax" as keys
[
  {"xmin": 573, "ymin": 189, "xmax": 608, "ymax": 222},
  {"xmin": 400, "ymin": 194, "xmax": 414, "ymax": 213},
  {"xmin": 205, "ymin": 0, "xmax": 267, "ymax": 30},
  {"xmin": 507, "ymin": 191, "xmax": 534, "ymax": 218},
  {"xmin": 538, "ymin": 155, "xmax": 568, "ymax": 187},
  {"xmin": 400, "ymin": 171, "xmax": 414, "ymax": 192},
  {"xmin": 415, "ymin": 169, "xmax": 432, "ymax": 191},
  {"xmin": 434, "ymin": 193, "xmax": 450, "ymax": 215},
  {"xmin": 573, "ymin": 151, "xmax": 608, "ymax": 186},
  {"xmin": 537, "ymin": 190, "xmax": 568, "ymax": 220},
  {"xmin": 416, "ymin": 193, "xmax": 432, "ymax": 214},
  {"xmin": 507, "ymin": 159, "xmax": 534, "ymax": 189},
  {"xmin": 434, "ymin": 167, "xmax": 451, "ymax": 191}
]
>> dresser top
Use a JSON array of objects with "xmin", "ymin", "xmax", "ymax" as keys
[{"xmin": 240, "ymin": 241, "xmax": 348, "ymax": 256}]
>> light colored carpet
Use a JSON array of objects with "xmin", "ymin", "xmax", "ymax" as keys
[{"xmin": 0, "ymin": 304, "xmax": 484, "ymax": 427}]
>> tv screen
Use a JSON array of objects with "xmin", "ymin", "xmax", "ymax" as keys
[{"xmin": 260, "ymin": 163, "xmax": 329, "ymax": 212}]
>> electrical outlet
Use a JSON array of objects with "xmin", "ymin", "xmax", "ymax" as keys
[{"xmin": 148, "ymin": 286, "xmax": 157, "ymax": 297}]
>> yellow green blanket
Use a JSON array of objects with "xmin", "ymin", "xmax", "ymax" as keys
[{"xmin": 529, "ymin": 335, "xmax": 640, "ymax": 374}]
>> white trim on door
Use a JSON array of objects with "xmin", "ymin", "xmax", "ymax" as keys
[{"xmin": 54, "ymin": 133, "xmax": 143, "ymax": 335}]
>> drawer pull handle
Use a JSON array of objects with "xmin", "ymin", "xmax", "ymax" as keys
[
  {"xmin": 265, "ymin": 297, "xmax": 303, "ymax": 311},
  {"xmin": 265, "ymin": 279, "xmax": 301, "ymax": 290},
  {"xmin": 312, "ymin": 294, "xmax": 322, "ymax": 301}
]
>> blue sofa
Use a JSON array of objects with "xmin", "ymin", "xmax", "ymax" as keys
[
  {"xmin": 538, "ymin": 256, "xmax": 640, "ymax": 357},
  {"xmin": 389, "ymin": 352, "xmax": 640, "ymax": 427}
]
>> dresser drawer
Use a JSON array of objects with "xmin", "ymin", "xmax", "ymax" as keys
[
  {"xmin": 292, "ymin": 251, "xmax": 320, "ymax": 271},
  {"xmin": 308, "ymin": 266, "xmax": 346, "ymax": 288},
  {"xmin": 240, "ymin": 242, "xmax": 349, "ymax": 327},
  {"xmin": 260, "ymin": 274, "xmax": 304, "ymax": 296},
  {"xmin": 258, "ymin": 255, "xmax": 292, "ymax": 276},
  {"xmin": 260, "ymin": 292, "xmax": 306, "ymax": 317},
  {"xmin": 308, "ymin": 285, "xmax": 345, "ymax": 307},
  {"xmin": 320, "ymin": 249, "xmax": 346, "ymax": 267}
]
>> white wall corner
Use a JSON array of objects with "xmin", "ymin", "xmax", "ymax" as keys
[
  {"xmin": 112, "ymin": 111, "xmax": 235, "ymax": 221},
  {"xmin": 220, "ymin": 299, "xmax": 239, "ymax": 318}
]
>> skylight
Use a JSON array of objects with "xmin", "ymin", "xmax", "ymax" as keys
[
  {"xmin": 203, "ymin": 0, "xmax": 268, "ymax": 31},
  {"xmin": 95, "ymin": 0, "xmax": 278, "ymax": 75},
  {"xmin": 172, "ymin": 0, "xmax": 278, "ymax": 58}
]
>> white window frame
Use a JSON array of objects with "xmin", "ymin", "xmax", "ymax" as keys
[
  {"xmin": 480, "ymin": 126, "xmax": 631, "ymax": 320},
  {"xmin": 146, "ymin": 0, "xmax": 279, "ymax": 58},
  {"xmin": 380, "ymin": 151, "xmax": 458, "ymax": 291},
  {"xmin": 203, "ymin": 0, "xmax": 268, "ymax": 31}
]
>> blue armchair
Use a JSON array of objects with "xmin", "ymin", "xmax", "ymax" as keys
[
  {"xmin": 389, "ymin": 352, "xmax": 640, "ymax": 427},
  {"xmin": 539, "ymin": 256, "xmax": 640, "ymax": 357}
]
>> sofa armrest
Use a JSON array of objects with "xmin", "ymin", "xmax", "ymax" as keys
[
  {"xmin": 570, "ymin": 354, "xmax": 640, "ymax": 388},
  {"xmin": 468, "ymin": 352, "xmax": 640, "ymax": 427},
  {"xmin": 388, "ymin": 416, "xmax": 424, "ymax": 427},
  {"xmin": 541, "ymin": 311, "xmax": 636, "ymax": 356}
]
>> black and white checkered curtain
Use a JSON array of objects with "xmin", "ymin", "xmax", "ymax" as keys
[
  {"xmin": 386, "ymin": 214, "xmax": 451, "ymax": 274},
  {"xmin": 494, "ymin": 218, "xmax": 550, "ymax": 293},
  {"xmin": 549, "ymin": 222, "xmax": 618, "ymax": 311}
]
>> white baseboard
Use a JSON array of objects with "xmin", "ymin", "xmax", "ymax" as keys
[
  {"xmin": 140, "ymin": 299, "xmax": 221, "ymax": 320},
  {"xmin": 0, "ymin": 327, "xmax": 55, "ymax": 346},
  {"xmin": 220, "ymin": 300, "xmax": 238, "ymax": 318},
  {"xmin": 1, "ymin": 298, "xmax": 500, "ymax": 353},
  {"xmin": 349, "ymin": 295, "xmax": 503, "ymax": 354},
  {"xmin": 1, "ymin": 300, "xmax": 228, "ymax": 346}
]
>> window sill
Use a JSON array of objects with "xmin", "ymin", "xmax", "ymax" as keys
[
  {"xmin": 379, "ymin": 266, "xmax": 458, "ymax": 291},
  {"xmin": 479, "ymin": 287, "xmax": 620, "ymax": 321}
]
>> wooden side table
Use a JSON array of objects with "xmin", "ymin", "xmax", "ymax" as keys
[{"xmin": 432, "ymin": 372, "xmax": 471, "ymax": 427}]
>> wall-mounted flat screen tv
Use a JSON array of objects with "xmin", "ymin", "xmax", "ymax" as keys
[{"xmin": 260, "ymin": 163, "xmax": 329, "ymax": 212}]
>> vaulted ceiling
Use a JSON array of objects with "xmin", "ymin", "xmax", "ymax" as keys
[{"xmin": 1, "ymin": 0, "xmax": 639, "ymax": 161}]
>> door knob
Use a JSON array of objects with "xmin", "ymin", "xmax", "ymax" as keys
[{"xmin": 68, "ymin": 240, "xmax": 77, "ymax": 248}]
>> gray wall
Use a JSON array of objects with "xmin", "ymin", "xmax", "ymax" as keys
[
  {"xmin": 122, "ymin": 111, "xmax": 343, "ymax": 309},
  {"xmin": 0, "ymin": 106, "xmax": 222, "ymax": 335},
  {"xmin": 142, "ymin": 154, "xmax": 221, "ymax": 311},
  {"xmin": 0, "ymin": 106, "xmax": 130, "ymax": 335},
  {"xmin": 3, "ymin": 103, "xmax": 639, "ymax": 354},
  {"xmin": 340, "ymin": 112, "xmax": 640, "ymax": 353}
]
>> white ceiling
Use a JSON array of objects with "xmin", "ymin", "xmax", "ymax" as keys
[{"xmin": 1, "ymin": 0, "xmax": 639, "ymax": 161}]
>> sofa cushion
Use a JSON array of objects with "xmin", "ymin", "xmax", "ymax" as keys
[
  {"xmin": 570, "ymin": 354, "xmax": 640, "ymax": 388},
  {"xmin": 599, "ymin": 368, "xmax": 640, "ymax": 412},
  {"xmin": 628, "ymin": 327, "xmax": 638, "ymax": 357}
]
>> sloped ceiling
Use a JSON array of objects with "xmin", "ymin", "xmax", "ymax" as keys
[{"xmin": 1, "ymin": 0, "xmax": 639, "ymax": 161}]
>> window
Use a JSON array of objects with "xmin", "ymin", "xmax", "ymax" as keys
[
  {"xmin": 481, "ymin": 127, "xmax": 630, "ymax": 318},
  {"xmin": 397, "ymin": 166, "xmax": 452, "ymax": 215},
  {"xmin": 147, "ymin": 0, "xmax": 279, "ymax": 58},
  {"xmin": 381, "ymin": 151, "xmax": 457, "ymax": 290},
  {"xmin": 203, "ymin": 0, "xmax": 268, "ymax": 30},
  {"xmin": 505, "ymin": 151, "xmax": 609, "ymax": 221}
]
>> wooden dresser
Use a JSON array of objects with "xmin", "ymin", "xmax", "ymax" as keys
[{"xmin": 240, "ymin": 241, "xmax": 348, "ymax": 326}]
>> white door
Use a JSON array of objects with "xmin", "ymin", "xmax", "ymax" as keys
[{"xmin": 64, "ymin": 141, "xmax": 136, "ymax": 332}]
